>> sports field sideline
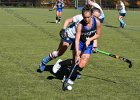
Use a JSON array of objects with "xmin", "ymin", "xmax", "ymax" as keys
[{"xmin": 0, "ymin": 8, "xmax": 140, "ymax": 100}]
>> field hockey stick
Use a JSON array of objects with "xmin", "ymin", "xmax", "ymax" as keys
[
  {"xmin": 49, "ymin": 4, "xmax": 57, "ymax": 11},
  {"xmin": 49, "ymin": 8, "xmax": 55, "ymax": 11},
  {"xmin": 96, "ymin": 48, "xmax": 132, "ymax": 68},
  {"xmin": 62, "ymin": 46, "xmax": 86, "ymax": 91},
  {"xmin": 62, "ymin": 59, "xmax": 79, "ymax": 90}
]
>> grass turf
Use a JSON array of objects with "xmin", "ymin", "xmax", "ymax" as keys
[{"xmin": 0, "ymin": 8, "xmax": 140, "ymax": 100}]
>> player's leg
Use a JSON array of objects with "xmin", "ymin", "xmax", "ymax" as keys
[
  {"xmin": 53, "ymin": 39, "xmax": 75, "ymax": 73},
  {"xmin": 39, "ymin": 41, "xmax": 70, "ymax": 72},
  {"xmin": 65, "ymin": 53, "xmax": 90, "ymax": 83},
  {"xmin": 121, "ymin": 15, "xmax": 126, "ymax": 28},
  {"xmin": 57, "ymin": 41, "xmax": 70, "ymax": 56},
  {"xmin": 78, "ymin": 54, "xmax": 90, "ymax": 68},
  {"xmin": 120, "ymin": 21, "xmax": 122, "ymax": 28},
  {"xmin": 73, "ymin": 45, "xmax": 92, "ymax": 74},
  {"xmin": 56, "ymin": 11, "xmax": 59, "ymax": 23},
  {"xmin": 71, "ymin": 50, "xmax": 89, "ymax": 79},
  {"xmin": 119, "ymin": 13, "xmax": 125, "ymax": 28},
  {"xmin": 67, "ymin": 43, "xmax": 92, "ymax": 81},
  {"xmin": 58, "ymin": 10, "xmax": 62, "ymax": 23},
  {"xmin": 61, "ymin": 50, "xmax": 78, "ymax": 85},
  {"xmin": 71, "ymin": 45, "xmax": 82, "ymax": 79},
  {"xmin": 119, "ymin": 16, "xmax": 124, "ymax": 28}
]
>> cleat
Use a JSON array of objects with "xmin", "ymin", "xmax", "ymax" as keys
[
  {"xmin": 56, "ymin": 20, "xmax": 58, "ymax": 23},
  {"xmin": 52, "ymin": 59, "xmax": 62, "ymax": 73},
  {"xmin": 39, "ymin": 62, "xmax": 45, "ymax": 72},
  {"xmin": 39, "ymin": 56, "xmax": 51, "ymax": 72},
  {"xmin": 124, "ymin": 24, "xmax": 126, "ymax": 27},
  {"xmin": 121, "ymin": 24, "xmax": 126, "ymax": 28}
]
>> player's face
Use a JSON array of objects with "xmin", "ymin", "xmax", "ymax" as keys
[
  {"xmin": 92, "ymin": 11, "xmax": 101, "ymax": 18},
  {"xmin": 87, "ymin": 0, "xmax": 92, "ymax": 5},
  {"xmin": 88, "ymin": 0, "xmax": 94, "ymax": 5},
  {"xmin": 83, "ymin": 11, "xmax": 92, "ymax": 24}
]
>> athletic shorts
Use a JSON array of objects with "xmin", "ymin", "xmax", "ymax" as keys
[
  {"xmin": 71, "ymin": 41, "xmax": 93, "ymax": 54},
  {"xmin": 57, "ymin": 8, "xmax": 62, "ymax": 12},
  {"xmin": 62, "ymin": 37, "xmax": 74, "ymax": 43},
  {"xmin": 62, "ymin": 37, "xmax": 75, "ymax": 51},
  {"xmin": 119, "ymin": 13, "xmax": 126, "ymax": 17}
]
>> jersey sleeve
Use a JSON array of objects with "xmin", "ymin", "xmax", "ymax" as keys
[{"xmin": 72, "ymin": 14, "xmax": 83, "ymax": 23}]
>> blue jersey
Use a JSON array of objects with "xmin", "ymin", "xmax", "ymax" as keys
[
  {"xmin": 80, "ymin": 17, "xmax": 96, "ymax": 43},
  {"xmin": 79, "ymin": 17, "xmax": 97, "ymax": 54},
  {"xmin": 56, "ymin": 1, "xmax": 64, "ymax": 9}
]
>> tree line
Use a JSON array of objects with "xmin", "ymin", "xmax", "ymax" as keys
[{"xmin": 0, "ymin": 0, "xmax": 139, "ymax": 8}]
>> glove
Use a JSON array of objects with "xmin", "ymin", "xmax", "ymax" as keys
[
  {"xmin": 59, "ymin": 28, "xmax": 67, "ymax": 39},
  {"xmin": 92, "ymin": 47, "xmax": 98, "ymax": 53}
]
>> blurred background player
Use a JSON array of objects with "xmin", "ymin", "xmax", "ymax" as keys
[
  {"xmin": 117, "ymin": 0, "xmax": 126, "ymax": 28},
  {"xmin": 53, "ymin": 0, "xmax": 64, "ymax": 23},
  {"xmin": 39, "ymin": 5, "xmax": 101, "ymax": 73},
  {"xmin": 87, "ymin": 0, "xmax": 105, "ymax": 23}
]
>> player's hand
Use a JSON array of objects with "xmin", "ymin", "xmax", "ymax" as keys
[
  {"xmin": 85, "ymin": 39, "xmax": 90, "ymax": 47},
  {"xmin": 59, "ymin": 28, "xmax": 67, "ymax": 39},
  {"xmin": 92, "ymin": 47, "xmax": 98, "ymax": 53},
  {"xmin": 75, "ymin": 55, "xmax": 80, "ymax": 63}
]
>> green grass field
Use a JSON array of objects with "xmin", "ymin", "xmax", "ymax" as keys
[{"xmin": 0, "ymin": 8, "xmax": 140, "ymax": 100}]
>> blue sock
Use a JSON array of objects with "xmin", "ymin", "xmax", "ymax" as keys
[
  {"xmin": 119, "ymin": 19, "xmax": 125, "ymax": 25},
  {"xmin": 42, "ymin": 56, "xmax": 52, "ymax": 64},
  {"xmin": 120, "ymin": 22, "xmax": 122, "ymax": 27}
]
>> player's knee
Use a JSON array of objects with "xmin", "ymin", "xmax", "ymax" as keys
[
  {"xmin": 49, "ymin": 51, "xmax": 58, "ymax": 59},
  {"xmin": 79, "ymin": 62, "xmax": 86, "ymax": 68},
  {"xmin": 63, "ymin": 42, "xmax": 70, "ymax": 46},
  {"xmin": 79, "ymin": 57, "xmax": 89, "ymax": 68}
]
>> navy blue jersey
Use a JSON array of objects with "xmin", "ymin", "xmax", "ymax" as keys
[
  {"xmin": 80, "ymin": 17, "xmax": 96, "ymax": 43},
  {"xmin": 56, "ymin": 1, "xmax": 64, "ymax": 9}
]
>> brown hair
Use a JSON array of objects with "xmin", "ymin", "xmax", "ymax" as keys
[
  {"xmin": 82, "ymin": 4, "xmax": 92, "ymax": 15},
  {"xmin": 92, "ymin": 7, "xmax": 101, "ymax": 14}
]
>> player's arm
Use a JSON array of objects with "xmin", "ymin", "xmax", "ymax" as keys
[
  {"xmin": 75, "ymin": 23, "xmax": 82, "ymax": 58},
  {"xmin": 62, "ymin": 14, "xmax": 81, "ymax": 29},
  {"xmin": 59, "ymin": 14, "xmax": 81, "ymax": 39},
  {"xmin": 62, "ymin": 2, "xmax": 64, "ymax": 8},
  {"xmin": 63, "ymin": 17, "xmax": 73, "ymax": 29},
  {"xmin": 86, "ymin": 18, "xmax": 101, "ymax": 47},
  {"xmin": 59, "ymin": 17, "xmax": 73, "ymax": 39},
  {"xmin": 53, "ymin": 2, "xmax": 57, "ymax": 9}
]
